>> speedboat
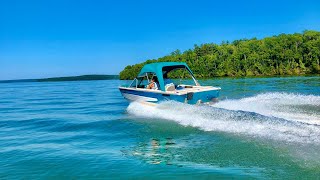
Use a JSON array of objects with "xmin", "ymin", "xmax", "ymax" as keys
[{"xmin": 119, "ymin": 62, "xmax": 221, "ymax": 105}]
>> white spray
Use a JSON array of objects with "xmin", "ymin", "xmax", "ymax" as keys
[{"xmin": 127, "ymin": 92, "xmax": 320, "ymax": 144}]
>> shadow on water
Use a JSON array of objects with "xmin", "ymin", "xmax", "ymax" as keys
[{"xmin": 132, "ymin": 138, "xmax": 177, "ymax": 165}]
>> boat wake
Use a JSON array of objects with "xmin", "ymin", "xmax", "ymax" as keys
[
  {"xmin": 215, "ymin": 92, "xmax": 320, "ymax": 125},
  {"xmin": 127, "ymin": 92, "xmax": 320, "ymax": 144}
]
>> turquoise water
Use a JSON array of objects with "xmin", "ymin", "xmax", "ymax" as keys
[{"xmin": 0, "ymin": 76, "xmax": 319, "ymax": 179}]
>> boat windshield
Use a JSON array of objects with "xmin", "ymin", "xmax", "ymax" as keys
[
  {"xmin": 129, "ymin": 72, "xmax": 157, "ymax": 88},
  {"xmin": 164, "ymin": 68, "xmax": 198, "ymax": 86}
]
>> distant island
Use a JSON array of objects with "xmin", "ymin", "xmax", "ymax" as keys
[
  {"xmin": 0, "ymin": 75, "xmax": 119, "ymax": 83},
  {"xmin": 120, "ymin": 30, "xmax": 320, "ymax": 79},
  {"xmin": 37, "ymin": 75, "xmax": 119, "ymax": 82}
]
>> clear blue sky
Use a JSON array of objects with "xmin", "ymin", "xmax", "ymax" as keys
[{"xmin": 0, "ymin": 0, "xmax": 319, "ymax": 80}]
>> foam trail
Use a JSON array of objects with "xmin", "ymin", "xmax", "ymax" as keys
[
  {"xmin": 127, "ymin": 93, "xmax": 320, "ymax": 144},
  {"xmin": 213, "ymin": 92, "xmax": 320, "ymax": 125}
]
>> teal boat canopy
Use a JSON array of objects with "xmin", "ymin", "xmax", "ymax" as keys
[{"xmin": 138, "ymin": 62, "xmax": 198, "ymax": 91}]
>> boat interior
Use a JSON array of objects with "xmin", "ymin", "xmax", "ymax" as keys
[{"xmin": 126, "ymin": 72, "xmax": 219, "ymax": 95}]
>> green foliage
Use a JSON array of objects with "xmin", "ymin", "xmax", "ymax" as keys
[{"xmin": 120, "ymin": 30, "xmax": 320, "ymax": 79}]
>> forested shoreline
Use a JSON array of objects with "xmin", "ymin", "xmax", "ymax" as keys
[{"xmin": 120, "ymin": 30, "xmax": 320, "ymax": 79}]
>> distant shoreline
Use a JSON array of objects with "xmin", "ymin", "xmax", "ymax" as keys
[
  {"xmin": 1, "ymin": 74, "xmax": 318, "ymax": 84},
  {"xmin": 0, "ymin": 75, "xmax": 119, "ymax": 83},
  {"xmin": 118, "ymin": 74, "xmax": 320, "ymax": 81}
]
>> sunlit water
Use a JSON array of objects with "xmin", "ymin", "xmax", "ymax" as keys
[{"xmin": 0, "ymin": 76, "xmax": 319, "ymax": 179}]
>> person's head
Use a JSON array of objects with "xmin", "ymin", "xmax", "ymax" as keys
[{"xmin": 152, "ymin": 76, "xmax": 158, "ymax": 82}]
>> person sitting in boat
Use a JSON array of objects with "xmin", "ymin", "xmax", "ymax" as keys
[{"xmin": 146, "ymin": 76, "xmax": 158, "ymax": 90}]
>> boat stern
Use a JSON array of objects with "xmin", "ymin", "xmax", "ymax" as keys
[{"xmin": 184, "ymin": 88, "xmax": 220, "ymax": 104}]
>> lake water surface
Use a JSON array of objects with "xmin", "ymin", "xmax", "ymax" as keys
[{"xmin": 0, "ymin": 76, "xmax": 319, "ymax": 179}]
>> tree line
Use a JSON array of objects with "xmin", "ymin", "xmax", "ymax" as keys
[{"xmin": 120, "ymin": 30, "xmax": 320, "ymax": 79}]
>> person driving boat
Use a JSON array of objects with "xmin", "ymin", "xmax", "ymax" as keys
[{"xmin": 146, "ymin": 76, "xmax": 158, "ymax": 90}]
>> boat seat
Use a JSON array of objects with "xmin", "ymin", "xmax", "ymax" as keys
[{"xmin": 165, "ymin": 83, "xmax": 175, "ymax": 91}]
